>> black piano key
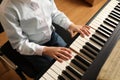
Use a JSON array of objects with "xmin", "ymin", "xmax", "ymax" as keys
[
  {"xmin": 100, "ymin": 24, "xmax": 113, "ymax": 33},
  {"xmin": 58, "ymin": 75, "xmax": 65, "ymax": 80},
  {"xmin": 115, "ymin": 5, "xmax": 120, "ymax": 10},
  {"xmin": 83, "ymin": 45, "xmax": 98, "ymax": 56},
  {"xmin": 66, "ymin": 66, "xmax": 82, "ymax": 79},
  {"xmin": 117, "ymin": 5, "xmax": 120, "ymax": 8},
  {"xmin": 110, "ymin": 12, "xmax": 120, "ymax": 19},
  {"xmin": 118, "ymin": 4, "xmax": 120, "ymax": 8},
  {"xmin": 96, "ymin": 29, "xmax": 110, "ymax": 38},
  {"xmin": 114, "ymin": 7, "xmax": 120, "ymax": 12},
  {"xmin": 118, "ymin": 3, "xmax": 120, "ymax": 5},
  {"xmin": 86, "ymin": 42, "xmax": 101, "ymax": 55},
  {"xmin": 92, "ymin": 34, "xmax": 106, "ymax": 43},
  {"xmin": 75, "ymin": 55, "xmax": 90, "ymax": 66},
  {"xmin": 115, "ymin": 6, "xmax": 120, "ymax": 11},
  {"xmin": 108, "ymin": 14, "xmax": 120, "ymax": 22},
  {"xmin": 80, "ymin": 49, "xmax": 95, "ymax": 60},
  {"xmin": 104, "ymin": 20, "xmax": 116, "ymax": 28},
  {"xmin": 116, "ymin": 5, "xmax": 120, "ymax": 10},
  {"xmin": 117, "ymin": 3, "xmax": 120, "ymax": 6},
  {"xmin": 90, "ymin": 36, "xmax": 104, "ymax": 47},
  {"xmin": 98, "ymin": 27, "xmax": 112, "ymax": 35},
  {"xmin": 111, "ymin": 10, "xmax": 120, "ymax": 16},
  {"xmin": 86, "ymin": 42, "xmax": 100, "ymax": 52},
  {"xmin": 105, "ymin": 18, "xmax": 118, "ymax": 26},
  {"xmin": 62, "ymin": 70, "xmax": 76, "ymax": 80},
  {"xmin": 71, "ymin": 59, "xmax": 87, "ymax": 71}
]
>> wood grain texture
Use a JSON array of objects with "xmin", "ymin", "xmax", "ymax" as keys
[
  {"xmin": 55, "ymin": 0, "xmax": 107, "ymax": 25},
  {"xmin": 0, "ymin": 32, "xmax": 8, "ymax": 47}
]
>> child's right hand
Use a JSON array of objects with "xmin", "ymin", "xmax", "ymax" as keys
[{"xmin": 43, "ymin": 46, "xmax": 72, "ymax": 63}]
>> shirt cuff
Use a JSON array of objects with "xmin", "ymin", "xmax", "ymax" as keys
[
  {"xmin": 34, "ymin": 45, "xmax": 45, "ymax": 55},
  {"xmin": 64, "ymin": 20, "xmax": 73, "ymax": 30}
]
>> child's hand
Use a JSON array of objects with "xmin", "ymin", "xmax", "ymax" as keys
[
  {"xmin": 68, "ymin": 24, "xmax": 91, "ymax": 37},
  {"xmin": 43, "ymin": 46, "xmax": 72, "ymax": 63}
]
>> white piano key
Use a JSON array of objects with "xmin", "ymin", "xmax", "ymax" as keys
[
  {"xmin": 46, "ymin": 69, "xmax": 58, "ymax": 80},
  {"xmin": 42, "ymin": 72, "xmax": 54, "ymax": 80},
  {"xmin": 90, "ymin": 22, "xmax": 101, "ymax": 30},
  {"xmin": 71, "ymin": 44, "xmax": 81, "ymax": 54},
  {"xmin": 73, "ymin": 39, "xmax": 84, "ymax": 48},
  {"xmin": 54, "ymin": 61, "xmax": 67, "ymax": 71},
  {"xmin": 39, "ymin": 77, "xmax": 46, "ymax": 80},
  {"xmin": 90, "ymin": 23, "xmax": 101, "ymax": 30},
  {"xmin": 75, "ymin": 37, "xmax": 85, "ymax": 46},
  {"xmin": 50, "ymin": 64, "xmax": 62, "ymax": 75},
  {"xmin": 70, "ymin": 43, "xmax": 80, "ymax": 53}
]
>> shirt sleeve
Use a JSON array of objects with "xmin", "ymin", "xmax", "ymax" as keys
[
  {"xmin": 0, "ymin": 7, "xmax": 44, "ymax": 56},
  {"xmin": 51, "ymin": 0, "xmax": 73, "ymax": 30}
]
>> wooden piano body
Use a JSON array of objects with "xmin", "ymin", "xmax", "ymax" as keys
[{"xmin": 85, "ymin": 0, "xmax": 101, "ymax": 6}]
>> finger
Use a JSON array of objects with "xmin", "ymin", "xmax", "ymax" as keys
[
  {"xmin": 79, "ymin": 29, "xmax": 85, "ymax": 37},
  {"xmin": 61, "ymin": 48, "xmax": 72, "ymax": 54},
  {"xmin": 82, "ymin": 29, "xmax": 90, "ymax": 36},
  {"xmin": 54, "ymin": 55, "xmax": 63, "ymax": 63},
  {"xmin": 60, "ymin": 48, "xmax": 72, "ymax": 58},
  {"xmin": 85, "ymin": 27, "xmax": 91, "ymax": 35},
  {"xmin": 68, "ymin": 29, "xmax": 76, "ymax": 37},
  {"xmin": 84, "ymin": 25, "xmax": 91, "ymax": 29},
  {"xmin": 58, "ymin": 50, "xmax": 71, "ymax": 60},
  {"xmin": 57, "ymin": 52, "xmax": 70, "ymax": 61}
]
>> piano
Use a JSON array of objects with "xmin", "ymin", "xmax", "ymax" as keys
[{"xmin": 40, "ymin": 0, "xmax": 120, "ymax": 80}]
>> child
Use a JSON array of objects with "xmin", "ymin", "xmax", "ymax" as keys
[{"xmin": 0, "ymin": 0, "xmax": 90, "ymax": 77}]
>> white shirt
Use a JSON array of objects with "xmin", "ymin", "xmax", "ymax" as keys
[{"xmin": 0, "ymin": 0, "xmax": 72, "ymax": 55}]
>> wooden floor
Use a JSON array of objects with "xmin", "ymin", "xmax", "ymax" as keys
[
  {"xmin": 0, "ymin": 0, "xmax": 107, "ymax": 80},
  {"xmin": 55, "ymin": 0, "xmax": 107, "ymax": 25}
]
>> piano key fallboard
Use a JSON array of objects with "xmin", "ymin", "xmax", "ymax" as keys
[{"xmin": 40, "ymin": 0, "xmax": 120, "ymax": 80}]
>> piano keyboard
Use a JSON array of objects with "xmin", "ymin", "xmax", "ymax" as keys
[{"xmin": 40, "ymin": 0, "xmax": 120, "ymax": 80}]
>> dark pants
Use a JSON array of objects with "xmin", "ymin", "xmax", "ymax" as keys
[{"xmin": 23, "ymin": 31, "xmax": 67, "ymax": 79}]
